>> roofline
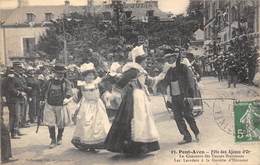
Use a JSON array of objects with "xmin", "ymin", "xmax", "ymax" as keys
[
  {"xmin": 1, "ymin": 18, "xmax": 174, "ymax": 27},
  {"xmin": 1, "ymin": 5, "xmax": 86, "ymax": 8},
  {"xmin": 1, "ymin": 23, "xmax": 52, "ymax": 28}
]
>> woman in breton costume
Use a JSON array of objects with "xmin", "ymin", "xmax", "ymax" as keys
[
  {"xmin": 105, "ymin": 45, "xmax": 160, "ymax": 155},
  {"xmin": 71, "ymin": 63, "xmax": 110, "ymax": 152}
]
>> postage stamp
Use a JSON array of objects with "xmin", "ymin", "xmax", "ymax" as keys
[{"xmin": 234, "ymin": 101, "xmax": 260, "ymax": 142}]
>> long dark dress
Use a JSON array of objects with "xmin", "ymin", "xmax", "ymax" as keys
[
  {"xmin": 105, "ymin": 66, "xmax": 160, "ymax": 154},
  {"xmin": 1, "ymin": 77, "xmax": 12, "ymax": 161}
]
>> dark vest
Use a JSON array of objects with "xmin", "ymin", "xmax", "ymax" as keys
[{"xmin": 46, "ymin": 79, "xmax": 66, "ymax": 106}]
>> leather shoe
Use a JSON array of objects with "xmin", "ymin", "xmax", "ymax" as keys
[
  {"xmin": 57, "ymin": 139, "xmax": 62, "ymax": 145},
  {"xmin": 2, "ymin": 157, "xmax": 18, "ymax": 163},
  {"xmin": 49, "ymin": 139, "xmax": 56, "ymax": 149},
  {"xmin": 195, "ymin": 133, "xmax": 201, "ymax": 142},
  {"xmin": 11, "ymin": 135, "xmax": 21, "ymax": 139},
  {"xmin": 17, "ymin": 132, "xmax": 26, "ymax": 136},
  {"xmin": 178, "ymin": 139, "xmax": 192, "ymax": 145}
]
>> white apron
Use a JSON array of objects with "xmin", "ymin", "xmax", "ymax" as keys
[
  {"xmin": 72, "ymin": 82, "xmax": 110, "ymax": 144},
  {"xmin": 131, "ymin": 73, "xmax": 160, "ymax": 143}
]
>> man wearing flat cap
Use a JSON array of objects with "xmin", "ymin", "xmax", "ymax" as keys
[
  {"xmin": 5, "ymin": 66, "xmax": 29, "ymax": 138},
  {"xmin": 43, "ymin": 64, "xmax": 73, "ymax": 148}
]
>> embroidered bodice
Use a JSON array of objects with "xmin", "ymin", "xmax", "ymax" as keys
[
  {"xmin": 81, "ymin": 86, "xmax": 100, "ymax": 101},
  {"xmin": 77, "ymin": 77, "xmax": 101, "ymax": 102}
]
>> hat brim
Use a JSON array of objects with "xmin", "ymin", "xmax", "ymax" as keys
[
  {"xmin": 54, "ymin": 70, "xmax": 66, "ymax": 73},
  {"xmin": 109, "ymin": 72, "xmax": 117, "ymax": 77},
  {"xmin": 81, "ymin": 69, "xmax": 96, "ymax": 74},
  {"xmin": 164, "ymin": 54, "xmax": 176, "ymax": 59}
]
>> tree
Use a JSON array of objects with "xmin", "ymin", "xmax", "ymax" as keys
[
  {"xmin": 37, "ymin": 3, "xmax": 203, "ymax": 73},
  {"xmin": 37, "ymin": 26, "xmax": 63, "ymax": 60}
]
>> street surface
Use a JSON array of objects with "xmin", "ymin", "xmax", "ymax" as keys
[{"xmin": 5, "ymin": 77, "xmax": 260, "ymax": 165}]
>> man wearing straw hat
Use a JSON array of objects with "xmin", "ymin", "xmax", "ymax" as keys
[
  {"xmin": 161, "ymin": 49, "xmax": 200, "ymax": 145},
  {"xmin": 43, "ymin": 64, "xmax": 73, "ymax": 149}
]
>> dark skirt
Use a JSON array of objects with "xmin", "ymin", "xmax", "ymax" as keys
[
  {"xmin": 71, "ymin": 138, "xmax": 105, "ymax": 150},
  {"xmin": 1, "ymin": 121, "xmax": 12, "ymax": 161},
  {"xmin": 105, "ymin": 87, "xmax": 160, "ymax": 154}
]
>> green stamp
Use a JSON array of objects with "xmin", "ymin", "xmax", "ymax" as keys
[{"xmin": 234, "ymin": 101, "xmax": 260, "ymax": 142}]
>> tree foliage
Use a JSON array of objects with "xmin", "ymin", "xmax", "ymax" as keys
[
  {"xmin": 37, "ymin": 3, "xmax": 203, "ymax": 72},
  {"xmin": 37, "ymin": 26, "xmax": 63, "ymax": 60}
]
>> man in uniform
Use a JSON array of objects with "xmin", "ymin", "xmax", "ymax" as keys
[
  {"xmin": 43, "ymin": 64, "xmax": 73, "ymax": 148},
  {"xmin": 26, "ymin": 67, "xmax": 40, "ymax": 123},
  {"xmin": 12, "ymin": 62, "xmax": 31, "ymax": 128},
  {"xmin": 5, "ymin": 67, "xmax": 27, "ymax": 138}
]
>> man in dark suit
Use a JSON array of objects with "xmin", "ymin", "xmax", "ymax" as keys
[
  {"xmin": 162, "ymin": 50, "xmax": 200, "ymax": 145},
  {"xmin": 5, "ymin": 68, "xmax": 27, "ymax": 139}
]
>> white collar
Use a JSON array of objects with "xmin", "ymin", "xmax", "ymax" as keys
[
  {"xmin": 122, "ymin": 62, "xmax": 147, "ymax": 75},
  {"xmin": 77, "ymin": 77, "xmax": 101, "ymax": 89}
]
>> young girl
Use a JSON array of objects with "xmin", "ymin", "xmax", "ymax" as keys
[{"xmin": 71, "ymin": 63, "xmax": 110, "ymax": 151}]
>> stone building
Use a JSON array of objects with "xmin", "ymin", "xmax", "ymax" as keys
[
  {"xmin": 203, "ymin": 0, "xmax": 260, "ymax": 55},
  {"xmin": 0, "ymin": 0, "xmax": 168, "ymax": 66},
  {"xmin": 86, "ymin": 0, "xmax": 169, "ymax": 22},
  {"xmin": 0, "ymin": 0, "xmax": 85, "ymax": 65}
]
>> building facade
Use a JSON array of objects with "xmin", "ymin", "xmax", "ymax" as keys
[
  {"xmin": 0, "ymin": 0, "xmax": 168, "ymax": 66},
  {"xmin": 0, "ymin": 27, "xmax": 45, "ymax": 65},
  {"xmin": 0, "ymin": 0, "xmax": 85, "ymax": 65},
  {"xmin": 86, "ymin": 0, "xmax": 169, "ymax": 22},
  {"xmin": 203, "ymin": 0, "xmax": 260, "ymax": 56}
]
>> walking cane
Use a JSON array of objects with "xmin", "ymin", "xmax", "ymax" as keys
[
  {"xmin": 161, "ymin": 94, "xmax": 175, "ymax": 121},
  {"xmin": 36, "ymin": 101, "xmax": 45, "ymax": 133},
  {"xmin": 162, "ymin": 94, "xmax": 172, "ymax": 114}
]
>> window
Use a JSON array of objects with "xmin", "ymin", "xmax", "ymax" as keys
[
  {"xmin": 26, "ymin": 13, "xmax": 35, "ymax": 22},
  {"xmin": 45, "ymin": 13, "xmax": 53, "ymax": 21},
  {"xmin": 223, "ymin": 8, "xmax": 229, "ymax": 24},
  {"xmin": 224, "ymin": 33, "xmax": 227, "ymax": 41},
  {"xmin": 146, "ymin": 10, "xmax": 154, "ymax": 17},
  {"xmin": 232, "ymin": 28, "xmax": 237, "ymax": 37},
  {"xmin": 23, "ymin": 38, "xmax": 36, "ymax": 56},
  {"xmin": 231, "ymin": 7, "xmax": 237, "ymax": 22},
  {"xmin": 212, "ymin": 2, "xmax": 216, "ymax": 17}
]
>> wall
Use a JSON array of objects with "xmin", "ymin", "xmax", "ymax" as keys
[
  {"xmin": 1, "ymin": 26, "xmax": 46, "ymax": 65},
  {"xmin": 0, "ymin": 28, "xmax": 5, "ymax": 65}
]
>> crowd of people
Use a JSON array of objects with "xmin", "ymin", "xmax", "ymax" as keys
[
  {"xmin": 211, "ymin": 37, "xmax": 258, "ymax": 88},
  {"xmin": 0, "ymin": 45, "xmax": 203, "ymax": 163}
]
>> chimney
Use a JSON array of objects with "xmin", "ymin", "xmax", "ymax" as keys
[
  {"xmin": 87, "ymin": 0, "xmax": 93, "ymax": 7},
  {"xmin": 64, "ymin": 0, "xmax": 70, "ymax": 15},
  {"xmin": 65, "ymin": 0, "xmax": 70, "ymax": 6},
  {"xmin": 17, "ymin": 0, "xmax": 28, "ymax": 8}
]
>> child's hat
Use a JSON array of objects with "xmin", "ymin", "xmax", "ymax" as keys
[{"xmin": 80, "ymin": 63, "xmax": 95, "ymax": 73}]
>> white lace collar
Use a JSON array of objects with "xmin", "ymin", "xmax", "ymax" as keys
[
  {"xmin": 122, "ymin": 62, "xmax": 147, "ymax": 75},
  {"xmin": 77, "ymin": 77, "xmax": 101, "ymax": 89}
]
